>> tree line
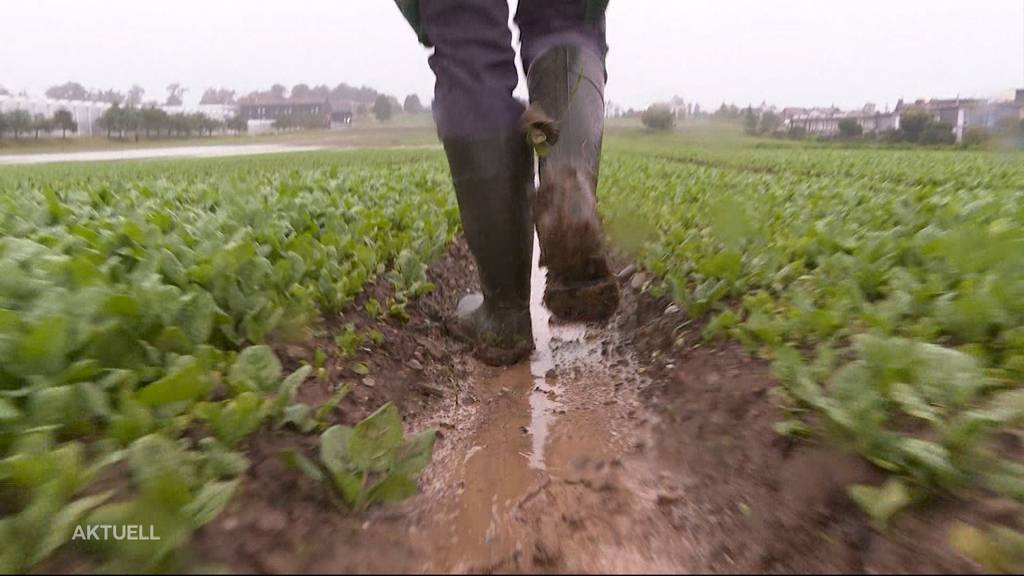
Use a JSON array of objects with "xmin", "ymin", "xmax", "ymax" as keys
[
  {"xmin": 96, "ymin": 104, "xmax": 247, "ymax": 140},
  {"xmin": 0, "ymin": 109, "xmax": 79, "ymax": 140}
]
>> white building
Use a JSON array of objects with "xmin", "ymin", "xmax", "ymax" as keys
[
  {"xmin": 0, "ymin": 94, "xmax": 111, "ymax": 137},
  {"xmin": 197, "ymin": 104, "xmax": 240, "ymax": 122},
  {"xmin": 786, "ymin": 104, "xmax": 899, "ymax": 137}
]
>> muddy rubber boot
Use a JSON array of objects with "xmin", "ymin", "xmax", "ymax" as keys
[
  {"xmin": 526, "ymin": 45, "xmax": 619, "ymax": 323},
  {"xmin": 443, "ymin": 134, "xmax": 535, "ymax": 366}
]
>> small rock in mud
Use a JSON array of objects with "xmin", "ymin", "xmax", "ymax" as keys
[
  {"xmin": 657, "ymin": 491, "xmax": 684, "ymax": 506},
  {"xmin": 407, "ymin": 359, "xmax": 424, "ymax": 371},
  {"xmin": 257, "ymin": 509, "xmax": 288, "ymax": 533},
  {"xmin": 617, "ymin": 263, "xmax": 637, "ymax": 280},
  {"xmin": 545, "ymin": 368, "xmax": 557, "ymax": 379},
  {"xmin": 631, "ymin": 272, "xmax": 648, "ymax": 290},
  {"xmin": 222, "ymin": 516, "xmax": 240, "ymax": 532},
  {"xmin": 362, "ymin": 378, "xmax": 376, "ymax": 388}
]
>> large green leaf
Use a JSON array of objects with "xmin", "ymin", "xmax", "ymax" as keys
[
  {"xmin": 349, "ymin": 403, "xmax": 403, "ymax": 472},
  {"xmin": 137, "ymin": 357, "xmax": 210, "ymax": 407},
  {"xmin": 228, "ymin": 345, "xmax": 282, "ymax": 392}
]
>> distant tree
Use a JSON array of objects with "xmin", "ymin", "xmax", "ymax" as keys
[
  {"xmin": 199, "ymin": 88, "xmax": 237, "ymax": 105},
  {"xmin": 165, "ymin": 83, "xmax": 186, "ymax": 106},
  {"xmin": 331, "ymin": 83, "xmax": 380, "ymax": 107},
  {"xmin": 98, "ymin": 103, "xmax": 123, "ymax": 138},
  {"xmin": 742, "ymin": 107, "xmax": 758, "ymax": 135},
  {"xmin": 92, "ymin": 89, "xmax": 125, "ymax": 105},
  {"xmin": 126, "ymin": 85, "xmax": 146, "ymax": 107},
  {"xmin": 269, "ymin": 84, "xmax": 288, "ymax": 100},
  {"xmin": 196, "ymin": 113, "xmax": 221, "ymax": 136},
  {"xmin": 838, "ymin": 118, "xmax": 863, "ymax": 139},
  {"xmin": 140, "ymin": 107, "xmax": 167, "ymax": 138},
  {"xmin": 226, "ymin": 115, "xmax": 248, "ymax": 134},
  {"xmin": 291, "ymin": 84, "xmax": 312, "ymax": 99},
  {"xmin": 920, "ymin": 122, "xmax": 955, "ymax": 145},
  {"xmin": 787, "ymin": 125, "xmax": 808, "ymax": 140},
  {"xmin": 714, "ymin": 102, "xmax": 741, "ymax": 121},
  {"xmin": 8, "ymin": 110, "xmax": 31, "ymax": 139},
  {"xmin": 53, "ymin": 109, "xmax": 78, "ymax": 138},
  {"xmin": 899, "ymin": 109, "xmax": 932, "ymax": 143},
  {"xmin": 31, "ymin": 114, "xmax": 53, "ymax": 139},
  {"xmin": 45, "ymin": 82, "xmax": 89, "ymax": 101},
  {"xmin": 403, "ymin": 94, "xmax": 425, "ymax": 114},
  {"xmin": 759, "ymin": 111, "xmax": 782, "ymax": 135},
  {"xmin": 994, "ymin": 115, "xmax": 1022, "ymax": 136},
  {"xmin": 0, "ymin": 111, "xmax": 8, "ymax": 139},
  {"xmin": 272, "ymin": 116, "xmax": 293, "ymax": 132},
  {"xmin": 641, "ymin": 104, "xmax": 675, "ymax": 130},
  {"xmin": 199, "ymin": 88, "xmax": 217, "ymax": 105},
  {"xmin": 0, "ymin": 86, "xmax": 8, "ymax": 96},
  {"xmin": 962, "ymin": 127, "xmax": 991, "ymax": 147},
  {"xmin": 373, "ymin": 94, "xmax": 393, "ymax": 121},
  {"xmin": 123, "ymin": 107, "xmax": 142, "ymax": 141},
  {"xmin": 309, "ymin": 84, "xmax": 332, "ymax": 99}
]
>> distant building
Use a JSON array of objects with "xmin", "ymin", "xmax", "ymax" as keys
[
  {"xmin": 237, "ymin": 96, "xmax": 332, "ymax": 128},
  {"xmin": 0, "ymin": 94, "xmax": 111, "ymax": 137},
  {"xmin": 786, "ymin": 104, "xmax": 897, "ymax": 136},
  {"xmin": 895, "ymin": 95, "xmax": 1024, "ymax": 143},
  {"xmin": 197, "ymin": 103, "xmax": 240, "ymax": 122},
  {"xmin": 667, "ymin": 96, "xmax": 689, "ymax": 121},
  {"xmin": 329, "ymin": 99, "xmax": 355, "ymax": 127}
]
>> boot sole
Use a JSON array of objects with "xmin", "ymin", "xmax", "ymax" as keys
[
  {"xmin": 544, "ymin": 276, "xmax": 620, "ymax": 323},
  {"xmin": 446, "ymin": 318, "xmax": 535, "ymax": 367}
]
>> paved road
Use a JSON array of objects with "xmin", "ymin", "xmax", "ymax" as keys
[{"xmin": 0, "ymin": 144, "xmax": 326, "ymax": 166}]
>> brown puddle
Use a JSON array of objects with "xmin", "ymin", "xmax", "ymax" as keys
[{"xmin": 410, "ymin": 239, "xmax": 684, "ymax": 573}]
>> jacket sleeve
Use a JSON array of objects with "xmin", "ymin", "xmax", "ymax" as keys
[
  {"xmin": 585, "ymin": 0, "xmax": 609, "ymax": 22},
  {"xmin": 394, "ymin": 0, "xmax": 432, "ymax": 47}
]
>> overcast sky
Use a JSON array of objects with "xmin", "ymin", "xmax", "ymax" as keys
[{"xmin": 2, "ymin": 0, "xmax": 1022, "ymax": 110}]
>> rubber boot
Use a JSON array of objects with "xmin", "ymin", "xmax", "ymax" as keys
[
  {"xmin": 526, "ymin": 45, "xmax": 619, "ymax": 322},
  {"xmin": 443, "ymin": 134, "xmax": 535, "ymax": 366}
]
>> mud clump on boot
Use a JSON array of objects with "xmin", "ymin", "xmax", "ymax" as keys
[{"xmin": 534, "ymin": 164, "xmax": 619, "ymax": 322}]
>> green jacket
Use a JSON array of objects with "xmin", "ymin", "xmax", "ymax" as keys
[{"xmin": 394, "ymin": 0, "xmax": 610, "ymax": 47}]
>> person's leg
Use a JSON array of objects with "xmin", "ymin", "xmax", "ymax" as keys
[
  {"xmin": 516, "ymin": 0, "xmax": 608, "ymax": 74},
  {"xmin": 516, "ymin": 0, "xmax": 619, "ymax": 322},
  {"xmin": 422, "ymin": 0, "xmax": 535, "ymax": 365}
]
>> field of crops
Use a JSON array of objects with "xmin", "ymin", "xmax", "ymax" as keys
[
  {"xmin": 601, "ymin": 134, "xmax": 1024, "ymax": 530},
  {"xmin": 2, "ymin": 131, "xmax": 1023, "ymax": 571},
  {"xmin": 0, "ymin": 150, "xmax": 458, "ymax": 571}
]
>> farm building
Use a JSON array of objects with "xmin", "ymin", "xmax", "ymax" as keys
[
  {"xmin": 329, "ymin": 99, "xmax": 356, "ymax": 127},
  {"xmin": 0, "ymin": 94, "xmax": 111, "ymax": 137},
  {"xmin": 896, "ymin": 94, "xmax": 1024, "ymax": 143},
  {"xmin": 787, "ymin": 92, "xmax": 1024, "ymax": 142},
  {"xmin": 786, "ymin": 104, "xmax": 899, "ymax": 136},
  {"xmin": 237, "ymin": 96, "xmax": 332, "ymax": 128}
]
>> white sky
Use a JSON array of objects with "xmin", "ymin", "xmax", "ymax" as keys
[{"xmin": 2, "ymin": 0, "xmax": 1022, "ymax": 110}]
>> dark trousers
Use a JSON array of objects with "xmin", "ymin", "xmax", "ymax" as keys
[{"xmin": 422, "ymin": 0, "xmax": 607, "ymax": 139}]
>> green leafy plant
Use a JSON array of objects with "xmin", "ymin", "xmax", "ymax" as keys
[
  {"xmin": 0, "ymin": 150, "xmax": 459, "ymax": 569},
  {"xmin": 308, "ymin": 403, "xmax": 435, "ymax": 510}
]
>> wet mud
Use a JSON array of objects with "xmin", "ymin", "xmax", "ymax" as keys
[{"xmin": 183, "ymin": 239, "xmax": 989, "ymax": 574}]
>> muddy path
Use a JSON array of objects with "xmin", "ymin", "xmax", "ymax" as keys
[{"xmin": 188, "ymin": 238, "xmax": 988, "ymax": 574}]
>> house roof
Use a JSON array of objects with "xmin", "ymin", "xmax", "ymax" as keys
[{"xmin": 237, "ymin": 96, "xmax": 330, "ymax": 107}]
